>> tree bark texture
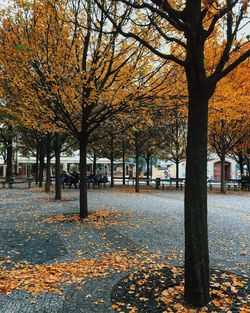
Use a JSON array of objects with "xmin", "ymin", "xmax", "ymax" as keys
[
  {"xmin": 35, "ymin": 146, "xmax": 39, "ymax": 185},
  {"xmin": 220, "ymin": 155, "xmax": 226, "ymax": 194},
  {"xmin": 6, "ymin": 130, "xmax": 13, "ymax": 181},
  {"xmin": 122, "ymin": 140, "xmax": 126, "ymax": 185},
  {"xmin": 146, "ymin": 155, "xmax": 150, "ymax": 186},
  {"xmin": 79, "ymin": 137, "xmax": 88, "ymax": 218},
  {"xmin": 135, "ymin": 132, "xmax": 140, "ymax": 193},
  {"xmin": 55, "ymin": 134, "xmax": 62, "ymax": 200},
  {"xmin": 39, "ymin": 150, "xmax": 45, "ymax": 187},
  {"xmin": 93, "ymin": 152, "xmax": 97, "ymax": 176},
  {"xmin": 110, "ymin": 136, "xmax": 114, "ymax": 188},
  {"xmin": 238, "ymin": 154, "xmax": 244, "ymax": 187},
  {"xmin": 45, "ymin": 149, "xmax": 51, "ymax": 193},
  {"xmin": 184, "ymin": 92, "xmax": 210, "ymax": 307},
  {"xmin": 176, "ymin": 160, "xmax": 179, "ymax": 190}
]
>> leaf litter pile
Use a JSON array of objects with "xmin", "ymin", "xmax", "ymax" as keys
[
  {"xmin": 44, "ymin": 210, "xmax": 138, "ymax": 228},
  {"xmin": 111, "ymin": 267, "xmax": 249, "ymax": 312},
  {"xmin": 0, "ymin": 250, "xmax": 162, "ymax": 295}
]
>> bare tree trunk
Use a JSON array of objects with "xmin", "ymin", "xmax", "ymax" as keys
[
  {"xmin": 122, "ymin": 140, "xmax": 126, "ymax": 185},
  {"xmin": 135, "ymin": 132, "xmax": 140, "ymax": 193},
  {"xmin": 39, "ymin": 150, "xmax": 45, "ymax": 187},
  {"xmin": 184, "ymin": 91, "xmax": 210, "ymax": 306},
  {"xmin": 110, "ymin": 136, "xmax": 114, "ymax": 187},
  {"xmin": 93, "ymin": 152, "xmax": 97, "ymax": 176},
  {"xmin": 55, "ymin": 133, "xmax": 62, "ymax": 200},
  {"xmin": 79, "ymin": 136, "xmax": 88, "ymax": 218},
  {"xmin": 45, "ymin": 148, "xmax": 51, "ymax": 193},
  {"xmin": 35, "ymin": 145, "xmax": 39, "ymax": 185},
  {"xmin": 238, "ymin": 153, "xmax": 244, "ymax": 179},
  {"xmin": 6, "ymin": 126, "xmax": 13, "ymax": 181},
  {"xmin": 176, "ymin": 160, "xmax": 179, "ymax": 189},
  {"xmin": 146, "ymin": 153, "xmax": 150, "ymax": 186},
  {"xmin": 220, "ymin": 155, "xmax": 226, "ymax": 194}
]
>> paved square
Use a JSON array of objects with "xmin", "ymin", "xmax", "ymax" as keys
[{"xmin": 0, "ymin": 187, "xmax": 249, "ymax": 312}]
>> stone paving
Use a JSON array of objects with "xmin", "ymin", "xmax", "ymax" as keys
[{"xmin": 0, "ymin": 186, "xmax": 249, "ymax": 312}]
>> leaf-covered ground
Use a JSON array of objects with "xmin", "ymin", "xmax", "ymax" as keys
[{"xmin": 0, "ymin": 186, "xmax": 249, "ymax": 312}]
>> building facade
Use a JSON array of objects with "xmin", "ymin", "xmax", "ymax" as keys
[{"xmin": 0, "ymin": 151, "xmax": 239, "ymax": 180}]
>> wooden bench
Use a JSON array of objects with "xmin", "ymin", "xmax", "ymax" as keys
[
  {"xmin": 113, "ymin": 177, "xmax": 134, "ymax": 185},
  {"xmin": 208, "ymin": 180, "xmax": 241, "ymax": 191},
  {"xmin": 127, "ymin": 178, "xmax": 185, "ymax": 190},
  {"xmin": 241, "ymin": 179, "xmax": 250, "ymax": 191},
  {"xmin": 1, "ymin": 177, "xmax": 34, "ymax": 188},
  {"xmin": 160, "ymin": 178, "xmax": 185, "ymax": 190},
  {"xmin": 226, "ymin": 180, "xmax": 241, "ymax": 191},
  {"xmin": 87, "ymin": 179, "xmax": 109, "ymax": 189}
]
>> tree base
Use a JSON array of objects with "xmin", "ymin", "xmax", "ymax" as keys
[{"xmin": 111, "ymin": 267, "xmax": 248, "ymax": 312}]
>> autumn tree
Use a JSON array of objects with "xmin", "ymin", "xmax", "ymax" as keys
[
  {"xmin": 209, "ymin": 115, "xmax": 249, "ymax": 192},
  {"xmin": 0, "ymin": 64, "xmax": 66, "ymax": 197},
  {"xmin": 95, "ymin": 0, "xmax": 250, "ymax": 306},
  {"xmin": 158, "ymin": 102, "xmax": 187, "ymax": 188},
  {"xmin": 209, "ymin": 57, "xmax": 250, "ymax": 192},
  {"xmin": 0, "ymin": 123, "xmax": 14, "ymax": 180},
  {"xmin": 0, "ymin": 0, "xmax": 157, "ymax": 217},
  {"xmin": 230, "ymin": 139, "xmax": 250, "ymax": 179}
]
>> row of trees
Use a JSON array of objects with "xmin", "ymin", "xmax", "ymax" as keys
[
  {"xmin": 1, "ymin": 82, "xmax": 249, "ymax": 196},
  {"xmin": 0, "ymin": 0, "xmax": 249, "ymax": 308}
]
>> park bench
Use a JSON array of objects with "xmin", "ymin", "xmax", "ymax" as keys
[
  {"xmin": 208, "ymin": 180, "xmax": 220, "ymax": 190},
  {"xmin": 158, "ymin": 178, "xmax": 185, "ymax": 190},
  {"xmin": 125, "ymin": 177, "xmax": 185, "ymax": 190},
  {"xmin": 241, "ymin": 177, "xmax": 250, "ymax": 191},
  {"xmin": 226, "ymin": 179, "xmax": 241, "ymax": 191},
  {"xmin": 208, "ymin": 179, "xmax": 241, "ymax": 191},
  {"xmin": 87, "ymin": 177, "xmax": 109, "ymax": 189},
  {"xmin": 113, "ymin": 177, "xmax": 134, "ymax": 185},
  {"xmin": 1, "ymin": 177, "xmax": 34, "ymax": 188}
]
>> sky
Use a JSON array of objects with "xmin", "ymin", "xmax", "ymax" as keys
[{"xmin": 0, "ymin": 0, "xmax": 249, "ymax": 38}]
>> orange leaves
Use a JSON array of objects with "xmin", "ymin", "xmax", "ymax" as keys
[
  {"xmin": 0, "ymin": 250, "xmax": 163, "ymax": 295},
  {"xmin": 0, "ymin": 258, "xmax": 107, "ymax": 295},
  {"xmin": 44, "ymin": 210, "xmax": 138, "ymax": 229},
  {"xmin": 240, "ymin": 305, "xmax": 250, "ymax": 313},
  {"xmin": 112, "ymin": 303, "xmax": 138, "ymax": 312}
]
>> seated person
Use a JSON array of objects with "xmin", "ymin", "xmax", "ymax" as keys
[
  {"xmin": 69, "ymin": 171, "xmax": 79, "ymax": 189},
  {"xmin": 95, "ymin": 172, "xmax": 102, "ymax": 186},
  {"xmin": 87, "ymin": 172, "xmax": 96, "ymax": 184},
  {"xmin": 101, "ymin": 175, "xmax": 109, "ymax": 183},
  {"xmin": 60, "ymin": 171, "xmax": 71, "ymax": 186}
]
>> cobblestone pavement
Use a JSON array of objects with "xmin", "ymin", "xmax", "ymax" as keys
[{"xmin": 0, "ymin": 186, "xmax": 249, "ymax": 312}]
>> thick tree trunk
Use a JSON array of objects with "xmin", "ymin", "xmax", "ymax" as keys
[
  {"xmin": 55, "ymin": 134, "xmax": 62, "ymax": 200},
  {"xmin": 122, "ymin": 140, "xmax": 126, "ymax": 185},
  {"xmin": 176, "ymin": 160, "xmax": 179, "ymax": 189},
  {"xmin": 6, "ymin": 131, "xmax": 13, "ymax": 181},
  {"xmin": 110, "ymin": 136, "xmax": 114, "ymax": 188},
  {"xmin": 184, "ymin": 92, "xmax": 210, "ymax": 307},
  {"xmin": 45, "ymin": 149, "xmax": 51, "ymax": 193},
  {"xmin": 135, "ymin": 132, "xmax": 140, "ymax": 193},
  {"xmin": 146, "ymin": 154, "xmax": 150, "ymax": 186},
  {"xmin": 79, "ymin": 138, "xmax": 88, "ymax": 218},
  {"xmin": 39, "ymin": 151, "xmax": 45, "ymax": 187},
  {"xmin": 220, "ymin": 155, "xmax": 226, "ymax": 193}
]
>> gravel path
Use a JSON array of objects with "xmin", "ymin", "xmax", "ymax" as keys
[{"xmin": 0, "ymin": 186, "xmax": 249, "ymax": 312}]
